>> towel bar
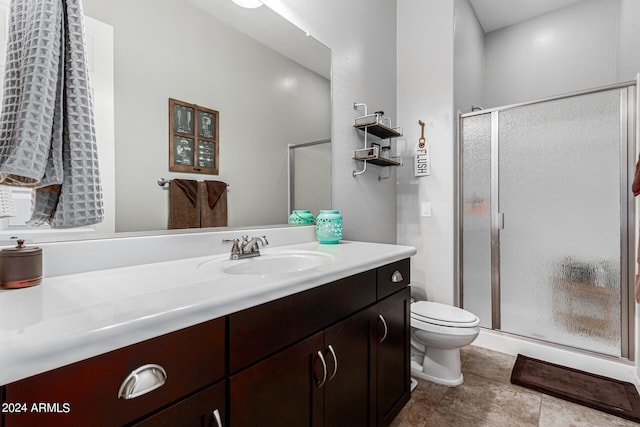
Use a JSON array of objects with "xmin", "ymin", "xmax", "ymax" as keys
[{"xmin": 157, "ymin": 178, "xmax": 229, "ymax": 190}]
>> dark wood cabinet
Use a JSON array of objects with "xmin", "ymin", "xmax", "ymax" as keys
[
  {"xmin": 377, "ymin": 258, "xmax": 411, "ymax": 299},
  {"xmin": 2, "ymin": 317, "xmax": 226, "ymax": 427},
  {"xmin": 228, "ymin": 270, "xmax": 376, "ymax": 374},
  {"xmin": 230, "ymin": 307, "xmax": 376, "ymax": 427},
  {"xmin": 130, "ymin": 380, "xmax": 226, "ymax": 427},
  {"xmin": 375, "ymin": 287, "xmax": 411, "ymax": 427},
  {"xmin": 1, "ymin": 258, "xmax": 411, "ymax": 427},
  {"xmin": 229, "ymin": 260, "xmax": 411, "ymax": 427},
  {"xmin": 230, "ymin": 331, "xmax": 325, "ymax": 427},
  {"xmin": 324, "ymin": 307, "xmax": 375, "ymax": 427}
]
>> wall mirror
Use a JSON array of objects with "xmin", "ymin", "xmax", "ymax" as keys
[{"xmin": 0, "ymin": 0, "xmax": 331, "ymax": 243}]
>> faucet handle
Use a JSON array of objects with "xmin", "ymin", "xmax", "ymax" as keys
[{"xmin": 222, "ymin": 238, "xmax": 241, "ymax": 260}]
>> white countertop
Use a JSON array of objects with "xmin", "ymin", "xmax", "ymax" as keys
[{"xmin": 0, "ymin": 240, "xmax": 415, "ymax": 385}]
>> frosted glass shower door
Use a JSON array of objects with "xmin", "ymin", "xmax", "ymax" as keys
[
  {"xmin": 498, "ymin": 90, "xmax": 622, "ymax": 356},
  {"xmin": 460, "ymin": 114, "xmax": 492, "ymax": 328}
]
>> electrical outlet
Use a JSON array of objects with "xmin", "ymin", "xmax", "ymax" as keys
[{"xmin": 421, "ymin": 202, "xmax": 432, "ymax": 217}]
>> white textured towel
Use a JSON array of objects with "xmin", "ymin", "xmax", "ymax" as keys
[
  {"xmin": 0, "ymin": 186, "xmax": 16, "ymax": 218},
  {"xmin": 0, "ymin": 0, "xmax": 103, "ymax": 228}
]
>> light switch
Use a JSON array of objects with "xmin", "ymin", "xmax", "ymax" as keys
[{"xmin": 421, "ymin": 202, "xmax": 432, "ymax": 217}]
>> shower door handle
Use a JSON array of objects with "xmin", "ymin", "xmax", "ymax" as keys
[{"xmin": 497, "ymin": 212, "xmax": 504, "ymax": 230}]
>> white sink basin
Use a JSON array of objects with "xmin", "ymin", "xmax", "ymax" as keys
[{"xmin": 198, "ymin": 251, "xmax": 334, "ymax": 276}]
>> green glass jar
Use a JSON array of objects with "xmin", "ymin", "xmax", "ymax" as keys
[
  {"xmin": 288, "ymin": 210, "xmax": 315, "ymax": 225},
  {"xmin": 315, "ymin": 210, "xmax": 342, "ymax": 244}
]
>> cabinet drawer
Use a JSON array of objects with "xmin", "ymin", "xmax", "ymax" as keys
[
  {"xmin": 3, "ymin": 317, "xmax": 225, "ymax": 427},
  {"xmin": 131, "ymin": 379, "xmax": 226, "ymax": 427},
  {"xmin": 377, "ymin": 259, "xmax": 410, "ymax": 299},
  {"xmin": 229, "ymin": 270, "xmax": 376, "ymax": 373}
]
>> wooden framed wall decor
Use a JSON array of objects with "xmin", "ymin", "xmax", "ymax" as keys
[{"xmin": 169, "ymin": 98, "xmax": 219, "ymax": 174}]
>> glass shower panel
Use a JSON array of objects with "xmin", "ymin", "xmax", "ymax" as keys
[
  {"xmin": 498, "ymin": 90, "xmax": 621, "ymax": 356},
  {"xmin": 290, "ymin": 141, "xmax": 331, "ymax": 214},
  {"xmin": 461, "ymin": 114, "xmax": 492, "ymax": 328}
]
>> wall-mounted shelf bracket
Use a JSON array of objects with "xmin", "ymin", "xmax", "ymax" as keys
[{"xmin": 352, "ymin": 102, "xmax": 403, "ymax": 177}]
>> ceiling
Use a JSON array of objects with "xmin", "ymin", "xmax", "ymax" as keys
[
  {"xmin": 187, "ymin": 0, "xmax": 330, "ymax": 79},
  {"xmin": 469, "ymin": 0, "xmax": 586, "ymax": 33},
  {"xmin": 189, "ymin": 0, "xmax": 591, "ymax": 77}
]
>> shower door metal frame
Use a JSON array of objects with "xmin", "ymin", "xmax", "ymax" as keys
[
  {"xmin": 287, "ymin": 138, "xmax": 331, "ymax": 213},
  {"xmin": 457, "ymin": 80, "xmax": 637, "ymax": 360}
]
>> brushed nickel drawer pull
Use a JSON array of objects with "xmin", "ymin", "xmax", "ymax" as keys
[
  {"xmin": 391, "ymin": 271, "xmax": 403, "ymax": 283},
  {"xmin": 315, "ymin": 350, "xmax": 328, "ymax": 388},
  {"xmin": 378, "ymin": 314, "xmax": 389, "ymax": 343},
  {"xmin": 326, "ymin": 345, "xmax": 338, "ymax": 381},
  {"xmin": 118, "ymin": 364, "xmax": 167, "ymax": 400},
  {"xmin": 212, "ymin": 408, "xmax": 223, "ymax": 427}
]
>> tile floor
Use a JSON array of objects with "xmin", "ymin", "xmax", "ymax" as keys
[{"xmin": 390, "ymin": 345, "xmax": 639, "ymax": 427}]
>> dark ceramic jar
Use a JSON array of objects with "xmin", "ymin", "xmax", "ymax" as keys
[{"xmin": 0, "ymin": 240, "xmax": 42, "ymax": 289}]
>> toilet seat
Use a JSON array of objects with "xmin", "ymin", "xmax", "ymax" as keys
[{"xmin": 411, "ymin": 301, "xmax": 479, "ymax": 328}]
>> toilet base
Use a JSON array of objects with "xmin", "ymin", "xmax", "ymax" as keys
[
  {"xmin": 410, "ymin": 347, "xmax": 464, "ymax": 387},
  {"xmin": 411, "ymin": 362, "xmax": 464, "ymax": 386}
]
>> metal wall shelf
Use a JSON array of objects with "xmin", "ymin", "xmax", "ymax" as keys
[
  {"xmin": 353, "ymin": 118, "xmax": 403, "ymax": 139},
  {"xmin": 352, "ymin": 102, "xmax": 403, "ymax": 178},
  {"xmin": 353, "ymin": 148, "xmax": 402, "ymax": 167}
]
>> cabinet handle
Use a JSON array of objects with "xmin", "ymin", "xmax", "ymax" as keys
[
  {"xmin": 314, "ymin": 350, "xmax": 328, "ymax": 388},
  {"xmin": 391, "ymin": 271, "xmax": 403, "ymax": 283},
  {"xmin": 326, "ymin": 345, "xmax": 338, "ymax": 381},
  {"xmin": 117, "ymin": 364, "xmax": 167, "ymax": 400},
  {"xmin": 212, "ymin": 408, "xmax": 223, "ymax": 427},
  {"xmin": 378, "ymin": 314, "xmax": 389, "ymax": 343}
]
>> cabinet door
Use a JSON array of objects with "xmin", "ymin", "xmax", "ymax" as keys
[
  {"xmin": 376, "ymin": 287, "xmax": 411, "ymax": 427},
  {"xmin": 229, "ymin": 332, "xmax": 325, "ymax": 427},
  {"xmin": 229, "ymin": 270, "xmax": 376, "ymax": 374},
  {"xmin": 324, "ymin": 307, "xmax": 374, "ymax": 427},
  {"xmin": 131, "ymin": 380, "xmax": 226, "ymax": 427}
]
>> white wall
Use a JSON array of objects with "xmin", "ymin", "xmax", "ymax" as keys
[
  {"xmin": 82, "ymin": 0, "xmax": 330, "ymax": 232},
  {"xmin": 618, "ymin": 0, "xmax": 640, "ymax": 81},
  {"xmin": 453, "ymin": 0, "xmax": 485, "ymax": 116},
  {"xmin": 397, "ymin": 0, "xmax": 456, "ymax": 303},
  {"xmin": 483, "ymin": 0, "xmax": 618, "ymax": 108},
  {"xmin": 263, "ymin": 0, "xmax": 398, "ymax": 244}
]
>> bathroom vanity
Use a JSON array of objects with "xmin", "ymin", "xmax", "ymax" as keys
[{"xmin": 0, "ymin": 239, "xmax": 414, "ymax": 427}]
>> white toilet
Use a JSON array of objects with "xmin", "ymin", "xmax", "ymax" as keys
[{"xmin": 410, "ymin": 300, "xmax": 480, "ymax": 386}]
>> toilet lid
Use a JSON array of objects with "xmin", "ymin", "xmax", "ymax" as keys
[{"xmin": 411, "ymin": 301, "xmax": 479, "ymax": 327}]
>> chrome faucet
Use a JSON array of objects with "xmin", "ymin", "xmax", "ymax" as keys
[
  {"xmin": 222, "ymin": 235, "xmax": 269, "ymax": 260},
  {"xmin": 241, "ymin": 235, "xmax": 268, "ymax": 255}
]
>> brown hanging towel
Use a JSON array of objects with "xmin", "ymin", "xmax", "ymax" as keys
[
  {"xmin": 200, "ymin": 181, "xmax": 228, "ymax": 227},
  {"xmin": 633, "ymin": 154, "xmax": 640, "ymax": 196},
  {"xmin": 635, "ymin": 154, "xmax": 640, "ymax": 302},
  {"xmin": 168, "ymin": 179, "xmax": 199, "ymax": 229},
  {"xmin": 637, "ymin": 229, "xmax": 640, "ymax": 303}
]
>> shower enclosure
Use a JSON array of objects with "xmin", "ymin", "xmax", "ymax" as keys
[{"xmin": 459, "ymin": 81, "xmax": 636, "ymax": 358}]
